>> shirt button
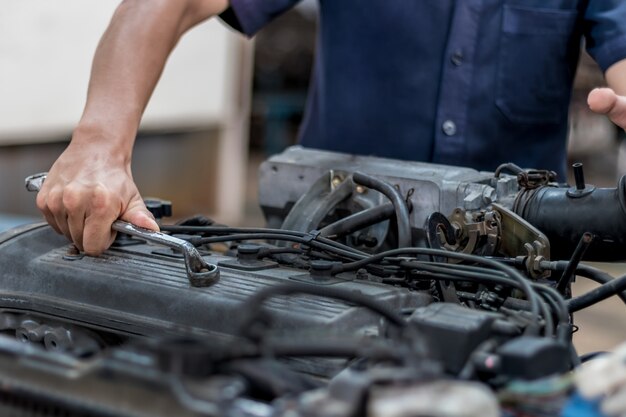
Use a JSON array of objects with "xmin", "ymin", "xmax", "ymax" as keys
[
  {"xmin": 442, "ymin": 120, "xmax": 457, "ymax": 136},
  {"xmin": 451, "ymin": 49, "xmax": 464, "ymax": 66}
]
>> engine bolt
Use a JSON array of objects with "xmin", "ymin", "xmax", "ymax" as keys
[
  {"xmin": 63, "ymin": 245, "xmax": 83, "ymax": 261},
  {"xmin": 44, "ymin": 328, "xmax": 72, "ymax": 352}
]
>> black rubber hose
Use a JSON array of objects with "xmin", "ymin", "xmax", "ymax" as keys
[
  {"xmin": 332, "ymin": 247, "xmax": 541, "ymax": 334},
  {"xmin": 533, "ymin": 285, "xmax": 570, "ymax": 342},
  {"xmin": 402, "ymin": 264, "xmax": 550, "ymax": 337},
  {"xmin": 534, "ymin": 289, "xmax": 555, "ymax": 339},
  {"xmin": 575, "ymin": 265, "xmax": 626, "ymax": 306},
  {"xmin": 319, "ymin": 202, "xmax": 395, "ymax": 238},
  {"xmin": 404, "ymin": 262, "xmax": 519, "ymax": 289},
  {"xmin": 420, "ymin": 261, "xmax": 511, "ymax": 280},
  {"xmin": 422, "ymin": 261, "xmax": 570, "ymax": 340},
  {"xmin": 163, "ymin": 225, "xmax": 308, "ymax": 236},
  {"xmin": 556, "ymin": 232, "xmax": 593, "ymax": 294},
  {"xmin": 162, "ymin": 225, "xmax": 369, "ymax": 258},
  {"xmin": 567, "ymin": 274, "xmax": 626, "ymax": 312},
  {"xmin": 494, "ymin": 162, "xmax": 525, "ymax": 178},
  {"xmin": 352, "ymin": 172, "xmax": 412, "ymax": 247},
  {"xmin": 193, "ymin": 233, "xmax": 364, "ymax": 260},
  {"xmin": 541, "ymin": 261, "xmax": 626, "ymax": 306}
]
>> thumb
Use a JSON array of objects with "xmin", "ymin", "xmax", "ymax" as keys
[
  {"xmin": 120, "ymin": 201, "xmax": 160, "ymax": 231},
  {"xmin": 588, "ymin": 87, "xmax": 626, "ymax": 129}
]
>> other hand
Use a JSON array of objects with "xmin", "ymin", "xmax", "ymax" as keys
[
  {"xmin": 36, "ymin": 137, "xmax": 158, "ymax": 256},
  {"xmin": 588, "ymin": 87, "xmax": 626, "ymax": 130}
]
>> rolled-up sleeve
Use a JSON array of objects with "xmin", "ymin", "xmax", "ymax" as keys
[
  {"xmin": 585, "ymin": 1, "xmax": 626, "ymax": 72},
  {"xmin": 220, "ymin": 0, "xmax": 302, "ymax": 37}
]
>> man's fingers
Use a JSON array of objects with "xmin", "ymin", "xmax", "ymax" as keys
[
  {"xmin": 120, "ymin": 204, "xmax": 160, "ymax": 232},
  {"xmin": 45, "ymin": 188, "xmax": 72, "ymax": 241},
  {"xmin": 587, "ymin": 88, "xmax": 617, "ymax": 114},
  {"xmin": 81, "ymin": 193, "xmax": 157, "ymax": 255},
  {"xmin": 42, "ymin": 211, "xmax": 63, "ymax": 236},
  {"xmin": 80, "ymin": 185, "xmax": 119, "ymax": 256},
  {"xmin": 66, "ymin": 211, "xmax": 86, "ymax": 251},
  {"xmin": 82, "ymin": 213, "xmax": 117, "ymax": 256},
  {"xmin": 588, "ymin": 87, "xmax": 626, "ymax": 129},
  {"xmin": 63, "ymin": 186, "xmax": 88, "ymax": 251},
  {"xmin": 36, "ymin": 193, "xmax": 63, "ymax": 235}
]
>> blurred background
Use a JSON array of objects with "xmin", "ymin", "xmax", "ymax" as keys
[{"xmin": 1, "ymin": 1, "xmax": 624, "ymax": 354}]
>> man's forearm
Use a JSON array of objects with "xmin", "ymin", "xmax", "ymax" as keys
[
  {"xmin": 35, "ymin": 0, "xmax": 230, "ymax": 255},
  {"xmin": 606, "ymin": 59, "xmax": 626, "ymax": 96},
  {"xmin": 76, "ymin": 0, "xmax": 229, "ymax": 158}
]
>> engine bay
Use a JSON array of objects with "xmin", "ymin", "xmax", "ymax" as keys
[{"xmin": 1, "ymin": 146, "xmax": 626, "ymax": 416}]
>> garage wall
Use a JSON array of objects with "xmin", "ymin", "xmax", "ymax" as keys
[{"xmin": 0, "ymin": 0, "xmax": 241, "ymax": 142}]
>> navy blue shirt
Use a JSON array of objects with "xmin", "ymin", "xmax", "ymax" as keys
[{"xmin": 222, "ymin": 1, "xmax": 626, "ymax": 179}]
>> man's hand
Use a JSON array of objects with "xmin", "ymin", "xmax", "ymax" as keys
[
  {"xmin": 37, "ymin": 133, "xmax": 158, "ymax": 256},
  {"xmin": 589, "ymin": 59, "xmax": 626, "ymax": 130},
  {"xmin": 588, "ymin": 87, "xmax": 626, "ymax": 130}
]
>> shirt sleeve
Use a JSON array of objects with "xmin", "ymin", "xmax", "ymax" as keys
[
  {"xmin": 585, "ymin": 1, "xmax": 626, "ymax": 72},
  {"xmin": 219, "ymin": 0, "xmax": 303, "ymax": 37}
]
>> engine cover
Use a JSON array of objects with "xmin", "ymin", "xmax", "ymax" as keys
[{"xmin": 0, "ymin": 224, "xmax": 430, "ymax": 344}]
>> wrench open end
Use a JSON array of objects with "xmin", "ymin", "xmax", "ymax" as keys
[
  {"xmin": 111, "ymin": 220, "xmax": 220, "ymax": 288},
  {"xmin": 185, "ymin": 261, "xmax": 220, "ymax": 288}
]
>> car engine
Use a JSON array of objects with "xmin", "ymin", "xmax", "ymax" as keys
[{"xmin": 1, "ymin": 146, "xmax": 626, "ymax": 417}]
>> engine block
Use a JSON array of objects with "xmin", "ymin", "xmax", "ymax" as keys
[{"xmin": 0, "ymin": 147, "xmax": 625, "ymax": 417}]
